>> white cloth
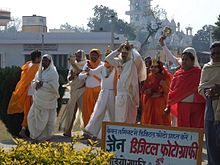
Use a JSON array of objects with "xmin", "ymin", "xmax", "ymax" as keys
[
  {"xmin": 89, "ymin": 64, "xmax": 115, "ymax": 90},
  {"xmin": 59, "ymin": 60, "xmax": 86, "ymax": 132},
  {"xmin": 162, "ymin": 45, "xmax": 199, "ymax": 103},
  {"xmin": 27, "ymin": 62, "xmax": 35, "ymax": 96},
  {"xmin": 162, "ymin": 45, "xmax": 201, "ymax": 68},
  {"xmin": 85, "ymin": 65, "xmax": 116, "ymax": 137},
  {"xmin": 28, "ymin": 54, "xmax": 59, "ymax": 141},
  {"xmin": 105, "ymin": 49, "xmax": 146, "ymax": 123},
  {"xmin": 85, "ymin": 89, "xmax": 115, "ymax": 137},
  {"xmin": 78, "ymin": 62, "xmax": 103, "ymax": 88},
  {"xmin": 198, "ymin": 61, "xmax": 220, "ymax": 121}
]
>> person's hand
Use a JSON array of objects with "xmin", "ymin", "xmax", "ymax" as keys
[
  {"xmin": 84, "ymin": 67, "xmax": 90, "ymax": 72},
  {"xmin": 164, "ymin": 106, "xmax": 170, "ymax": 115},
  {"xmin": 117, "ymin": 43, "xmax": 125, "ymax": 52},
  {"xmin": 35, "ymin": 81, "xmax": 43, "ymax": 90},
  {"xmin": 205, "ymin": 88, "xmax": 212, "ymax": 97},
  {"xmin": 206, "ymin": 84, "xmax": 220, "ymax": 97},
  {"xmin": 87, "ymin": 61, "xmax": 92, "ymax": 68},
  {"xmin": 159, "ymin": 36, "xmax": 166, "ymax": 47}
]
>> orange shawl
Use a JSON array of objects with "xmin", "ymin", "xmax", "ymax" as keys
[
  {"xmin": 141, "ymin": 67, "xmax": 172, "ymax": 125},
  {"xmin": 7, "ymin": 61, "xmax": 39, "ymax": 114},
  {"xmin": 87, "ymin": 49, "xmax": 102, "ymax": 82}
]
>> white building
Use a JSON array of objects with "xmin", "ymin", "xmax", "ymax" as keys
[
  {"xmin": 0, "ymin": 32, "xmax": 126, "ymax": 68},
  {"xmin": 126, "ymin": 0, "xmax": 193, "ymax": 53}
]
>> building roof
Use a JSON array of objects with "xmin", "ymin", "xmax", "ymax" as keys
[{"xmin": 0, "ymin": 32, "xmax": 120, "ymax": 44}]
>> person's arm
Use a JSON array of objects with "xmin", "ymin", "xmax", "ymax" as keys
[
  {"xmin": 198, "ymin": 65, "xmax": 209, "ymax": 98},
  {"xmin": 105, "ymin": 50, "xmax": 120, "ymax": 67},
  {"xmin": 105, "ymin": 44, "xmax": 124, "ymax": 67},
  {"xmin": 78, "ymin": 64, "xmax": 89, "ymax": 80},
  {"xmin": 88, "ymin": 65, "xmax": 103, "ymax": 76},
  {"xmin": 67, "ymin": 66, "xmax": 75, "ymax": 82},
  {"xmin": 159, "ymin": 37, "xmax": 180, "ymax": 66}
]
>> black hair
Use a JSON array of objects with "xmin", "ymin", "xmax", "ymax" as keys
[
  {"xmin": 144, "ymin": 56, "xmax": 152, "ymax": 61},
  {"xmin": 210, "ymin": 41, "xmax": 220, "ymax": 49},
  {"xmin": 182, "ymin": 52, "xmax": 195, "ymax": 62},
  {"xmin": 30, "ymin": 50, "xmax": 41, "ymax": 62},
  {"xmin": 157, "ymin": 61, "xmax": 163, "ymax": 74}
]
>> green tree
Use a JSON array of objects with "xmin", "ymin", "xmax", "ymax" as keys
[
  {"xmin": 60, "ymin": 23, "xmax": 89, "ymax": 32},
  {"xmin": 0, "ymin": 17, "xmax": 21, "ymax": 32},
  {"xmin": 87, "ymin": 5, "xmax": 136, "ymax": 40},
  {"xmin": 213, "ymin": 14, "xmax": 220, "ymax": 40},
  {"xmin": 192, "ymin": 25, "xmax": 214, "ymax": 51}
]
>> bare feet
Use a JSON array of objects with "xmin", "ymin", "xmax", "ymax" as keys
[
  {"xmin": 63, "ymin": 132, "xmax": 71, "ymax": 137},
  {"xmin": 19, "ymin": 129, "xmax": 28, "ymax": 139},
  {"xmin": 81, "ymin": 131, "xmax": 97, "ymax": 141}
]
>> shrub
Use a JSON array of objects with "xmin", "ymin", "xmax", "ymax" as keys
[
  {"xmin": 0, "ymin": 67, "xmax": 68, "ymax": 137},
  {"xmin": 0, "ymin": 138, "xmax": 114, "ymax": 164},
  {"xmin": 0, "ymin": 66, "xmax": 23, "ymax": 136}
]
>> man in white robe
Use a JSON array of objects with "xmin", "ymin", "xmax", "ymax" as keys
[
  {"xmin": 105, "ymin": 42, "xmax": 146, "ymax": 123},
  {"xmin": 83, "ymin": 60, "xmax": 117, "ymax": 138},
  {"xmin": 59, "ymin": 50, "xmax": 86, "ymax": 137},
  {"xmin": 28, "ymin": 54, "xmax": 59, "ymax": 141}
]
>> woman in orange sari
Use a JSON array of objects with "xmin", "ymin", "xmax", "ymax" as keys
[{"xmin": 141, "ymin": 59, "xmax": 172, "ymax": 126}]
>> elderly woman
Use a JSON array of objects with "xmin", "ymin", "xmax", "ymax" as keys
[
  {"xmin": 160, "ymin": 37, "xmax": 205, "ymax": 128},
  {"xmin": 28, "ymin": 54, "xmax": 59, "ymax": 141}
]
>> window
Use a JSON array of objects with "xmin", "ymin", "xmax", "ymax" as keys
[
  {"xmin": 25, "ymin": 54, "xmax": 68, "ymax": 69},
  {"xmin": 52, "ymin": 54, "xmax": 68, "ymax": 69}
]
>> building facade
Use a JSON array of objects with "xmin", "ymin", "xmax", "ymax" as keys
[{"xmin": 0, "ymin": 32, "xmax": 125, "ymax": 68}]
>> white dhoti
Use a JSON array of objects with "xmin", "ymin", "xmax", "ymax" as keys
[
  {"xmin": 115, "ymin": 92, "xmax": 137, "ymax": 123},
  {"xmin": 28, "ymin": 103, "xmax": 56, "ymax": 141},
  {"xmin": 104, "ymin": 48, "xmax": 146, "ymax": 124},
  {"xmin": 85, "ymin": 89, "xmax": 115, "ymax": 137},
  {"xmin": 59, "ymin": 84, "xmax": 84, "ymax": 132},
  {"xmin": 27, "ymin": 54, "xmax": 59, "ymax": 141}
]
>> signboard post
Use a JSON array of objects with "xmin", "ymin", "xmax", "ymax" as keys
[{"xmin": 102, "ymin": 122, "xmax": 204, "ymax": 165}]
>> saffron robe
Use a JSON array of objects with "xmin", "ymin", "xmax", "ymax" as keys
[
  {"xmin": 7, "ymin": 61, "xmax": 39, "ymax": 128},
  {"xmin": 141, "ymin": 68, "xmax": 172, "ymax": 125}
]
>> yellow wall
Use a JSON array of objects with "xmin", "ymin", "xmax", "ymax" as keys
[{"xmin": 22, "ymin": 26, "xmax": 47, "ymax": 32}]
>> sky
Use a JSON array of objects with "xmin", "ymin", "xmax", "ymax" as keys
[{"xmin": 1, "ymin": 0, "xmax": 220, "ymax": 34}]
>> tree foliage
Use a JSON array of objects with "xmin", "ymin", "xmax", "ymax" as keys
[
  {"xmin": 0, "ymin": 17, "xmax": 21, "ymax": 32},
  {"xmin": 60, "ymin": 23, "xmax": 89, "ymax": 32},
  {"xmin": 213, "ymin": 14, "xmax": 220, "ymax": 40},
  {"xmin": 138, "ymin": 5, "xmax": 165, "ymax": 54},
  {"xmin": 87, "ymin": 5, "xmax": 136, "ymax": 40},
  {"xmin": 192, "ymin": 25, "xmax": 214, "ymax": 51}
]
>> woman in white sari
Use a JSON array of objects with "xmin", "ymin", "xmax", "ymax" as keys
[{"xmin": 28, "ymin": 54, "xmax": 59, "ymax": 141}]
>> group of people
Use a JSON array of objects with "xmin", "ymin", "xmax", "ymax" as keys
[
  {"xmin": 7, "ymin": 37, "xmax": 220, "ymax": 164},
  {"xmin": 60, "ymin": 41, "xmax": 146, "ymax": 139},
  {"xmin": 8, "ymin": 52, "xmax": 59, "ymax": 142}
]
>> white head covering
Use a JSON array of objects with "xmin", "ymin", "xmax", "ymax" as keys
[
  {"xmin": 182, "ymin": 47, "xmax": 201, "ymax": 69},
  {"xmin": 37, "ymin": 54, "xmax": 58, "ymax": 81}
]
